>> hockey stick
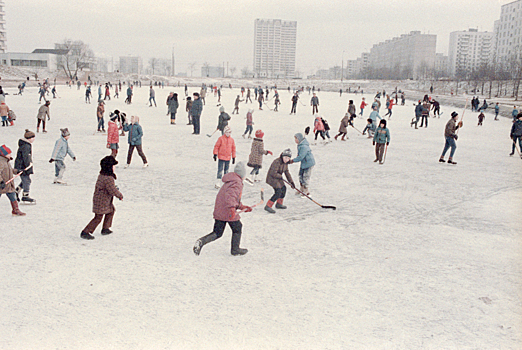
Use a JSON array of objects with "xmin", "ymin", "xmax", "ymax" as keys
[
  {"xmin": 382, "ymin": 144, "xmax": 389, "ymax": 164},
  {"xmin": 283, "ymin": 179, "xmax": 336, "ymax": 210},
  {"xmin": 456, "ymin": 99, "xmax": 469, "ymax": 135},
  {"xmin": 512, "ymin": 139, "xmax": 522, "ymax": 156},
  {"xmin": 206, "ymin": 129, "xmax": 218, "ymax": 138},
  {"xmin": 5, "ymin": 164, "xmax": 33, "ymax": 186},
  {"xmin": 237, "ymin": 188, "xmax": 264, "ymax": 213},
  {"xmin": 351, "ymin": 125, "xmax": 363, "ymax": 134},
  {"xmin": 263, "ymin": 102, "xmax": 273, "ymax": 111}
]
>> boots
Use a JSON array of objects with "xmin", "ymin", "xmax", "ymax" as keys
[
  {"xmin": 264, "ymin": 200, "xmax": 276, "ymax": 213},
  {"xmin": 21, "ymin": 192, "xmax": 36, "ymax": 204},
  {"xmin": 275, "ymin": 198, "xmax": 287, "ymax": 209},
  {"xmin": 231, "ymin": 230, "xmax": 248, "ymax": 256},
  {"xmin": 15, "ymin": 186, "xmax": 22, "ymax": 202},
  {"xmin": 101, "ymin": 228, "xmax": 112, "ymax": 235},
  {"xmin": 439, "ymin": 157, "xmax": 446, "ymax": 163},
  {"xmin": 334, "ymin": 135, "xmax": 338, "ymax": 140},
  {"xmin": 193, "ymin": 233, "xmax": 218, "ymax": 256},
  {"xmin": 447, "ymin": 157, "xmax": 457, "ymax": 165},
  {"xmin": 341, "ymin": 135, "xmax": 346, "ymax": 141},
  {"xmin": 11, "ymin": 201, "xmax": 26, "ymax": 216},
  {"xmin": 80, "ymin": 231, "xmax": 95, "ymax": 240}
]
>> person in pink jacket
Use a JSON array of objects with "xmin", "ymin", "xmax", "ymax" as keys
[
  {"xmin": 313, "ymin": 116, "xmax": 326, "ymax": 143},
  {"xmin": 193, "ymin": 162, "xmax": 250, "ymax": 256},
  {"xmin": 213, "ymin": 126, "xmax": 236, "ymax": 188},
  {"xmin": 106, "ymin": 114, "xmax": 120, "ymax": 158}
]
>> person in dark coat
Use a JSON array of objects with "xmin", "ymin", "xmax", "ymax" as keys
[
  {"xmin": 167, "ymin": 92, "xmax": 179, "ymax": 124},
  {"xmin": 264, "ymin": 149, "xmax": 295, "ymax": 213},
  {"xmin": 80, "ymin": 156, "xmax": 123, "ymax": 240},
  {"xmin": 190, "ymin": 93, "xmax": 203, "ymax": 135},
  {"xmin": 14, "ymin": 130, "xmax": 36, "ymax": 203}
]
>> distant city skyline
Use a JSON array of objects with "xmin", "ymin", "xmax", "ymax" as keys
[{"xmin": 3, "ymin": 0, "xmax": 515, "ymax": 76}]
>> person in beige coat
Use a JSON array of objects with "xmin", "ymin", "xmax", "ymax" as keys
[
  {"xmin": 0, "ymin": 145, "xmax": 25, "ymax": 216},
  {"xmin": 37, "ymin": 100, "xmax": 50, "ymax": 133}
]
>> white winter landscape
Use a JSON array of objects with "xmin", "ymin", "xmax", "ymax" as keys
[{"xmin": 0, "ymin": 83, "xmax": 521, "ymax": 349}]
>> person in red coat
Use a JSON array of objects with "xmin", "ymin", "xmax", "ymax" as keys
[
  {"xmin": 106, "ymin": 114, "xmax": 121, "ymax": 158},
  {"xmin": 213, "ymin": 126, "xmax": 236, "ymax": 188},
  {"xmin": 80, "ymin": 156, "xmax": 123, "ymax": 240},
  {"xmin": 193, "ymin": 162, "xmax": 250, "ymax": 256}
]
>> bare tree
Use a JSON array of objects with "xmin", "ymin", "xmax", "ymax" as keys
[
  {"xmin": 56, "ymin": 39, "xmax": 95, "ymax": 80},
  {"xmin": 188, "ymin": 62, "xmax": 197, "ymax": 77},
  {"xmin": 229, "ymin": 66, "xmax": 237, "ymax": 78},
  {"xmin": 241, "ymin": 66, "xmax": 250, "ymax": 78},
  {"xmin": 202, "ymin": 62, "xmax": 210, "ymax": 77},
  {"xmin": 148, "ymin": 58, "xmax": 158, "ymax": 75}
]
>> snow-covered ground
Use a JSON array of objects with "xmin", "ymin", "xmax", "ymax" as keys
[{"xmin": 0, "ymin": 84, "xmax": 521, "ymax": 349}]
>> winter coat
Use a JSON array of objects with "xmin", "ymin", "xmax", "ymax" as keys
[
  {"xmin": 313, "ymin": 117, "xmax": 325, "ymax": 132},
  {"xmin": 360, "ymin": 101, "xmax": 368, "ymax": 109},
  {"xmin": 373, "ymin": 127, "xmax": 390, "ymax": 144},
  {"xmin": 14, "ymin": 139, "xmax": 33, "ymax": 175},
  {"xmin": 293, "ymin": 138, "xmax": 315, "ymax": 169},
  {"xmin": 150, "ymin": 89, "xmax": 155, "ymax": 98},
  {"xmin": 167, "ymin": 97, "xmax": 179, "ymax": 114},
  {"xmin": 246, "ymin": 112, "xmax": 253, "ymax": 126},
  {"xmin": 213, "ymin": 172, "xmax": 245, "ymax": 222},
  {"xmin": 0, "ymin": 103, "xmax": 9, "ymax": 117},
  {"xmin": 369, "ymin": 110, "xmax": 381, "ymax": 124},
  {"xmin": 266, "ymin": 156, "xmax": 294, "ymax": 189},
  {"xmin": 422, "ymin": 102, "xmax": 430, "ymax": 116},
  {"xmin": 415, "ymin": 104, "xmax": 424, "ymax": 117},
  {"xmin": 123, "ymin": 123, "xmax": 143, "ymax": 146},
  {"xmin": 217, "ymin": 112, "xmax": 231, "ymax": 131},
  {"xmin": 247, "ymin": 138, "xmax": 268, "ymax": 168},
  {"xmin": 97, "ymin": 104, "xmax": 104, "ymax": 119},
  {"xmin": 348, "ymin": 104, "xmax": 356, "ymax": 116},
  {"xmin": 511, "ymin": 119, "xmax": 522, "ymax": 137},
  {"xmin": 92, "ymin": 174, "xmax": 123, "ymax": 215},
  {"xmin": 37, "ymin": 105, "xmax": 50, "ymax": 120},
  {"xmin": 444, "ymin": 118, "xmax": 459, "ymax": 138},
  {"xmin": 191, "ymin": 98, "xmax": 203, "ymax": 117},
  {"xmin": 186, "ymin": 100, "xmax": 193, "ymax": 112},
  {"xmin": 311, "ymin": 96, "xmax": 319, "ymax": 106},
  {"xmin": 339, "ymin": 115, "xmax": 350, "ymax": 133},
  {"xmin": 107, "ymin": 121, "xmax": 120, "ymax": 145},
  {"xmin": 213, "ymin": 135, "xmax": 236, "ymax": 161},
  {"xmin": 322, "ymin": 118, "xmax": 330, "ymax": 131},
  {"xmin": 0, "ymin": 155, "xmax": 15, "ymax": 194},
  {"xmin": 126, "ymin": 87, "xmax": 132, "ymax": 97},
  {"xmin": 51, "ymin": 136, "xmax": 75, "ymax": 161}
]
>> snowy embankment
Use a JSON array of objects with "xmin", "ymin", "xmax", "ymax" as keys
[{"xmin": 0, "ymin": 85, "xmax": 521, "ymax": 349}]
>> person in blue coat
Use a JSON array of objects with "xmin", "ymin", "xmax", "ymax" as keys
[
  {"xmin": 291, "ymin": 133, "xmax": 315, "ymax": 196},
  {"xmin": 123, "ymin": 116, "xmax": 148, "ymax": 168},
  {"xmin": 372, "ymin": 119, "xmax": 390, "ymax": 164}
]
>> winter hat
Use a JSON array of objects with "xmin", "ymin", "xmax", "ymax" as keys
[
  {"xmin": 60, "ymin": 128, "xmax": 70, "ymax": 137},
  {"xmin": 100, "ymin": 155, "xmax": 118, "ymax": 179},
  {"xmin": 219, "ymin": 106, "xmax": 225, "ymax": 113},
  {"xmin": 224, "ymin": 126, "xmax": 232, "ymax": 134},
  {"xmin": 255, "ymin": 129, "xmax": 264, "ymax": 138},
  {"xmin": 517, "ymin": 113, "xmax": 522, "ymax": 119},
  {"xmin": 110, "ymin": 113, "xmax": 118, "ymax": 121},
  {"xmin": 294, "ymin": 132, "xmax": 304, "ymax": 143},
  {"xmin": 281, "ymin": 148, "xmax": 292, "ymax": 158},
  {"xmin": 248, "ymin": 108, "xmax": 254, "ymax": 114},
  {"xmin": 24, "ymin": 129, "xmax": 36, "ymax": 139},
  {"xmin": 234, "ymin": 161, "xmax": 247, "ymax": 179},
  {"xmin": 0, "ymin": 144, "xmax": 11, "ymax": 157},
  {"xmin": 451, "ymin": 111, "xmax": 459, "ymax": 119}
]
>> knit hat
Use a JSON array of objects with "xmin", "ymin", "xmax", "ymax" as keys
[
  {"xmin": 24, "ymin": 129, "xmax": 36, "ymax": 139},
  {"xmin": 234, "ymin": 161, "xmax": 246, "ymax": 179},
  {"xmin": 0, "ymin": 144, "xmax": 11, "ymax": 157},
  {"xmin": 110, "ymin": 113, "xmax": 118, "ymax": 121},
  {"xmin": 294, "ymin": 132, "xmax": 304, "ymax": 143},
  {"xmin": 451, "ymin": 111, "xmax": 459, "ymax": 118},
  {"xmin": 100, "ymin": 155, "xmax": 118, "ymax": 179},
  {"xmin": 219, "ymin": 106, "xmax": 225, "ymax": 113},
  {"xmin": 255, "ymin": 129, "xmax": 264, "ymax": 138},
  {"xmin": 224, "ymin": 126, "xmax": 231, "ymax": 134},
  {"xmin": 281, "ymin": 148, "xmax": 292, "ymax": 158},
  {"xmin": 61, "ymin": 128, "xmax": 70, "ymax": 137}
]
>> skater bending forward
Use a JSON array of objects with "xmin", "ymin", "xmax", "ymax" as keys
[
  {"xmin": 264, "ymin": 149, "xmax": 295, "ymax": 213},
  {"xmin": 193, "ymin": 162, "xmax": 250, "ymax": 256}
]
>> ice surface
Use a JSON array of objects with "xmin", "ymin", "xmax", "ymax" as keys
[{"xmin": 0, "ymin": 85, "xmax": 521, "ymax": 349}]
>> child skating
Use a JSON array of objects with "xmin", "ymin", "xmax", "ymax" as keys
[
  {"xmin": 242, "ymin": 109, "xmax": 254, "ymax": 139},
  {"xmin": 50, "ymin": 128, "xmax": 76, "ymax": 184},
  {"xmin": 14, "ymin": 130, "xmax": 36, "ymax": 204},
  {"xmin": 0, "ymin": 145, "xmax": 26, "ymax": 216},
  {"xmin": 372, "ymin": 119, "xmax": 390, "ymax": 164},
  {"xmin": 107, "ymin": 114, "xmax": 121, "ymax": 158},
  {"xmin": 246, "ymin": 129, "xmax": 272, "ymax": 184},
  {"xmin": 264, "ymin": 149, "xmax": 295, "ymax": 213},
  {"xmin": 213, "ymin": 126, "xmax": 236, "ymax": 189},
  {"xmin": 292, "ymin": 133, "xmax": 315, "ymax": 197}
]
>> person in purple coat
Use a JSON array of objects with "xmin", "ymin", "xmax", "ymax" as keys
[{"xmin": 193, "ymin": 162, "xmax": 251, "ymax": 256}]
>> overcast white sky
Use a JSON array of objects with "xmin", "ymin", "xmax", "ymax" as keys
[{"xmin": 5, "ymin": 0, "xmax": 514, "ymax": 75}]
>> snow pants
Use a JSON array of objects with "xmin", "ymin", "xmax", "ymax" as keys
[
  {"xmin": 83, "ymin": 211, "xmax": 115, "ymax": 233},
  {"xmin": 54, "ymin": 160, "xmax": 66, "ymax": 179},
  {"xmin": 212, "ymin": 219, "xmax": 242, "ymax": 240},
  {"xmin": 269, "ymin": 185, "xmax": 287, "ymax": 203}
]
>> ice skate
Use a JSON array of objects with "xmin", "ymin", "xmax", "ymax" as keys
[
  {"xmin": 80, "ymin": 231, "xmax": 95, "ymax": 240},
  {"xmin": 264, "ymin": 200, "xmax": 276, "ymax": 213},
  {"xmin": 53, "ymin": 177, "xmax": 67, "ymax": 185},
  {"xmin": 214, "ymin": 180, "xmax": 222, "ymax": 189},
  {"xmin": 143, "ymin": 163, "xmax": 149, "ymax": 168},
  {"xmin": 21, "ymin": 193, "xmax": 36, "ymax": 204},
  {"xmin": 101, "ymin": 228, "xmax": 112, "ymax": 235}
]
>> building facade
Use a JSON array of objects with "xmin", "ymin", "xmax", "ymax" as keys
[
  {"xmin": 201, "ymin": 65, "xmax": 223, "ymax": 78},
  {"xmin": 448, "ymin": 29, "xmax": 494, "ymax": 77},
  {"xmin": 368, "ymin": 31, "xmax": 436, "ymax": 79},
  {"xmin": 119, "ymin": 56, "xmax": 142, "ymax": 74},
  {"xmin": 0, "ymin": 52, "xmax": 59, "ymax": 68},
  {"xmin": 494, "ymin": 0, "xmax": 522, "ymax": 67},
  {"xmin": 253, "ymin": 19, "xmax": 297, "ymax": 78}
]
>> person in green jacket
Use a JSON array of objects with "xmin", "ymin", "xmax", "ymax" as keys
[{"xmin": 372, "ymin": 119, "xmax": 390, "ymax": 164}]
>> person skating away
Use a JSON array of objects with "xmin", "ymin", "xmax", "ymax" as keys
[
  {"xmin": 36, "ymin": 100, "xmax": 51, "ymax": 133},
  {"xmin": 185, "ymin": 96, "xmax": 193, "ymax": 125},
  {"xmin": 311, "ymin": 93, "xmax": 319, "ymax": 115},
  {"xmin": 362, "ymin": 118, "xmax": 376, "ymax": 138},
  {"xmin": 125, "ymin": 85, "xmax": 133, "ymax": 104},
  {"xmin": 107, "ymin": 114, "xmax": 121, "ymax": 158},
  {"xmin": 97, "ymin": 100, "xmax": 106, "ymax": 133},
  {"xmin": 50, "ymin": 128, "xmax": 76, "ymax": 184},
  {"xmin": 149, "ymin": 86, "xmax": 157, "ymax": 107},
  {"xmin": 439, "ymin": 112, "xmax": 463, "ymax": 165},
  {"xmin": 52, "ymin": 86, "xmax": 57, "ymax": 99},
  {"xmin": 193, "ymin": 161, "xmax": 250, "ymax": 256},
  {"xmin": 217, "ymin": 88, "xmax": 222, "ymax": 103},
  {"xmin": 167, "ymin": 92, "xmax": 179, "ymax": 124},
  {"xmin": 85, "ymin": 86, "xmax": 92, "ymax": 103},
  {"xmin": 372, "ymin": 119, "xmax": 390, "ymax": 165},
  {"xmin": 257, "ymin": 89, "xmax": 264, "ymax": 110},
  {"xmin": 80, "ymin": 156, "xmax": 123, "ymax": 240},
  {"xmin": 411, "ymin": 100, "xmax": 424, "ymax": 129},
  {"xmin": 232, "ymin": 95, "xmax": 243, "ymax": 114},
  {"xmin": 312, "ymin": 116, "xmax": 326, "ymax": 144},
  {"xmin": 104, "ymin": 84, "xmax": 111, "ymax": 101},
  {"xmin": 494, "ymin": 103, "xmax": 500, "ymax": 120},
  {"xmin": 123, "ymin": 116, "xmax": 148, "ymax": 168},
  {"xmin": 184, "ymin": 84, "xmax": 188, "ymax": 96},
  {"xmin": 291, "ymin": 133, "xmax": 315, "ymax": 197},
  {"xmin": 246, "ymin": 129, "xmax": 272, "ymax": 183},
  {"xmin": 509, "ymin": 113, "xmax": 522, "ymax": 157},
  {"xmin": 190, "ymin": 93, "xmax": 203, "ymax": 135},
  {"xmin": 383, "ymin": 98, "xmax": 394, "ymax": 118},
  {"xmin": 264, "ymin": 149, "xmax": 295, "ymax": 213},
  {"xmin": 38, "ymin": 85, "xmax": 46, "ymax": 103},
  {"xmin": 0, "ymin": 145, "xmax": 26, "ymax": 216},
  {"xmin": 335, "ymin": 113, "xmax": 351, "ymax": 141},
  {"xmin": 420, "ymin": 100, "xmax": 431, "ymax": 128},
  {"xmin": 431, "ymin": 99, "xmax": 441, "ymax": 117},
  {"xmin": 274, "ymin": 92, "xmax": 280, "ymax": 112},
  {"xmin": 114, "ymin": 85, "xmax": 119, "ymax": 99},
  {"xmin": 359, "ymin": 97, "xmax": 368, "ymax": 116},
  {"xmin": 290, "ymin": 93, "xmax": 299, "ymax": 114},
  {"xmin": 216, "ymin": 106, "xmax": 231, "ymax": 135},
  {"xmin": 246, "ymin": 88, "xmax": 252, "ymax": 103},
  {"xmin": 347, "ymin": 100, "xmax": 356, "ymax": 119},
  {"xmin": 242, "ymin": 109, "xmax": 254, "ymax": 139},
  {"xmin": 200, "ymin": 87, "xmax": 206, "ymax": 105},
  {"xmin": 478, "ymin": 112, "xmax": 485, "ymax": 126},
  {"xmin": 213, "ymin": 126, "xmax": 236, "ymax": 189},
  {"xmin": 14, "ymin": 130, "xmax": 36, "ymax": 204}
]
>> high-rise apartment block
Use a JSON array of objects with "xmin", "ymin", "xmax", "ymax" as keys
[
  {"xmin": 119, "ymin": 56, "xmax": 142, "ymax": 74},
  {"xmin": 0, "ymin": 1, "xmax": 6, "ymax": 53},
  {"xmin": 494, "ymin": 0, "xmax": 522, "ymax": 66},
  {"xmin": 448, "ymin": 29, "xmax": 494, "ymax": 77},
  {"xmin": 253, "ymin": 19, "xmax": 297, "ymax": 78}
]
